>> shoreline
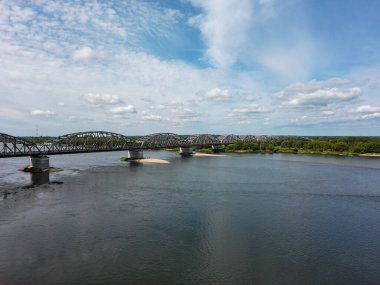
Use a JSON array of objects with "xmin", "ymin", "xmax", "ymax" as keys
[
  {"xmin": 195, "ymin": 149, "xmax": 380, "ymax": 158},
  {"xmin": 193, "ymin": 153, "xmax": 228, "ymax": 157}
]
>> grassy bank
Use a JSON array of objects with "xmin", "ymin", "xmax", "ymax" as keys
[
  {"xmin": 195, "ymin": 144, "xmax": 380, "ymax": 157},
  {"xmin": 223, "ymin": 148, "xmax": 380, "ymax": 157}
]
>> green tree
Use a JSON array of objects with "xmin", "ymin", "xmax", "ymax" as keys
[{"xmin": 333, "ymin": 142, "xmax": 349, "ymax": 152}]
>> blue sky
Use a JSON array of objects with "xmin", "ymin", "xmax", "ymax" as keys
[{"xmin": 0, "ymin": 0, "xmax": 379, "ymax": 136}]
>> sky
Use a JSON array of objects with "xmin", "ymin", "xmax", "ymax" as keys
[{"xmin": 0, "ymin": 0, "xmax": 379, "ymax": 136}]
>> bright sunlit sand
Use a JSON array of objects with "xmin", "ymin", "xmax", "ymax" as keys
[
  {"xmin": 359, "ymin": 153, "xmax": 380, "ymax": 157},
  {"xmin": 193, "ymin": 153, "xmax": 228, "ymax": 157},
  {"xmin": 135, "ymin": 158, "xmax": 170, "ymax": 164}
]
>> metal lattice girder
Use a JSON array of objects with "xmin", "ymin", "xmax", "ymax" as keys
[
  {"xmin": 141, "ymin": 133, "xmax": 187, "ymax": 148},
  {"xmin": 0, "ymin": 133, "xmax": 41, "ymax": 157},
  {"xmin": 239, "ymin": 135, "xmax": 257, "ymax": 142},
  {"xmin": 186, "ymin": 134, "xmax": 220, "ymax": 145},
  {"xmin": 257, "ymin": 135, "xmax": 270, "ymax": 142},
  {"xmin": 50, "ymin": 131, "xmax": 136, "ymax": 152},
  {"xmin": 0, "ymin": 131, "xmax": 259, "ymax": 157},
  {"xmin": 218, "ymin": 134, "xmax": 241, "ymax": 144}
]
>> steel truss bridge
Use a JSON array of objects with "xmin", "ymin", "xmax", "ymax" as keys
[{"xmin": 0, "ymin": 131, "xmax": 260, "ymax": 158}]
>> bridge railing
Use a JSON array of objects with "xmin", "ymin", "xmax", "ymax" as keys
[{"xmin": 0, "ymin": 131, "xmax": 251, "ymax": 158}]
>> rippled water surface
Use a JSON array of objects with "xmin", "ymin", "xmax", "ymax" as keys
[{"xmin": 1, "ymin": 152, "xmax": 380, "ymax": 284}]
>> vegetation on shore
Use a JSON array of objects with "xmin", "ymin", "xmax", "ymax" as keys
[{"xmin": 196, "ymin": 137, "xmax": 380, "ymax": 157}]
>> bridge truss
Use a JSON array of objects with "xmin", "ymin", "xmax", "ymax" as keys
[{"xmin": 0, "ymin": 131, "xmax": 255, "ymax": 158}]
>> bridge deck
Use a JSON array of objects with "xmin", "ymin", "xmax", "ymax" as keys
[{"xmin": 1, "ymin": 131, "xmax": 237, "ymax": 158}]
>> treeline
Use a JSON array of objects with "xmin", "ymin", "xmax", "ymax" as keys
[
  {"xmin": 22, "ymin": 135, "xmax": 380, "ymax": 154},
  {"xmin": 225, "ymin": 136, "xmax": 380, "ymax": 154},
  {"xmin": 23, "ymin": 136, "xmax": 55, "ymax": 144}
]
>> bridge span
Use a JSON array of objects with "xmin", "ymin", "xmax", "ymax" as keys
[{"xmin": 0, "ymin": 131, "xmax": 258, "ymax": 159}]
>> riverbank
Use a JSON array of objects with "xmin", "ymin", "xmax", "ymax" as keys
[
  {"xmin": 196, "ymin": 148, "xmax": 380, "ymax": 157},
  {"xmin": 193, "ymin": 153, "xmax": 228, "ymax": 157}
]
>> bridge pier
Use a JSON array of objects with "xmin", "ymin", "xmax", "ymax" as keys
[
  {"xmin": 128, "ymin": 150, "xmax": 144, "ymax": 160},
  {"xmin": 30, "ymin": 155, "xmax": 50, "ymax": 172},
  {"xmin": 211, "ymin": 145, "xmax": 224, "ymax": 153},
  {"xmin": 30, "ymin": 171, "xmax": 50, "ymax": 185},
  {"xmin": 179, "ymin": 147, "xmax": 193, "ymax": 157}
]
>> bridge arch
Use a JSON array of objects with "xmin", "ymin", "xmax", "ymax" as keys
[
  {"xmin": 0, "ymin": 133, "xmax": 41, "ymax": 157},
  {"xmin": 239, "ymin": 135, "xmax": 257, "ymax": 143},
  {"xmin": 141, "ymin": 133, "xmax": 186, "ymax": 148},
  {"xmin": 48, "ymin": 131, "xmax": 136, "ymax": 152},
  {"xmin": 218, "ymin": 134, "xmax": 241, "ymax": 144},
  {"xmin": 186, "ymin": 134, "xmax": 220, "ymax": 146}
]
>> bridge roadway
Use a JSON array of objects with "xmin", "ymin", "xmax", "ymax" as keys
[{"xmin": 0, "ymin": 131, "xmax": 259, "ymax": 158}]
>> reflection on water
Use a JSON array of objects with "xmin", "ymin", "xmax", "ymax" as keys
[
  {"xmin": 30, "ymin": 171, "xmax": 50, "ymax": 186},
  {"xmin": 0, "ymin": 152, "xmax": 380, "ymax": 284}
]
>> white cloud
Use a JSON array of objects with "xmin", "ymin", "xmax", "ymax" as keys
[
  {"xmin": 1, "ymin": 3, "xmax": 35, "ymax": 23},
  {"xmin": 351, "ymin": 105, "xmax": 380, "ymax": 113},
  {"xmin": 350, "ymin": 105, "xmax": 380, "ymax": 120},
  {"xmin": 284, "ymin": 78, "xmax": 349, "ymax": 93},
  {"xmin": 109, "ymin": 105, "xmax": 137, "ymax": 114},
  {"xmin": 170, "ymin": 108, "xmax": 200, "ymax": 123},
  {"xmin": 322, "ymin": 110, "xmax": 334, "ymax": 117},
  {"xmin": 0, "ymin": 1, "xmax": 378, "ymax": 135},
  {"xmin": 275, "ymin": 78, "xmax": 361, "ymax": 108},
  {"xmin": 360, "ymin": 113, "xmax": 380, "ymax": 119},
  {"xmin": 189, "ymin": 0, "xmax": 253, "ymax": 68},
  {"xmin": 232, "ymin": 104, "xmax": 268, "ymax": 114},
  {"xmin": 0, "ymin": 107, "xmax": 26, "ymax": 120},
  {"xmin": 149, "ymin": 104, "xmax": 166, "ymax": 110},
  {"xmin": 67, "ymin": 115, "xmax": 93, "ymax": 122},
  {"xmin": 281, "ymin": 87, "xmax": 361, "ymax": 108},
  {"xmin": 142, "ymin": 115, "xmax": 162, "ymax": 121},
  {"xmin": 164, "ymin": 8, "xmax": 183, "ymax": 22},
  {"xmin": 227, "ymin": 103, "xmax": 268, "ymax": 125},
  {"xmin": 257, "ymin": 40, "xmax": 317, "ymax": 81},
  {"xmin": 31, "ymin": 109, "xmax": 56, "ymax": 116},
  {"xmin": 204, "ymin": 88, "xmax": 232, "ymax": 101},
  {"xmin": 72, "ymin": 47, "xmax": 105, "ymax": 62},
  {"xmin": 82, "ymin": 93, "xmax": 124, "ymax": 107},
  {"xmin": 241, "ymin": 95, "xmax": 257, "ymax": 101}
]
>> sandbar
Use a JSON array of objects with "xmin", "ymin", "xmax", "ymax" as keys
[
  {"xmin": 193, "ymin": 153, "xmax": 228, "ymax": 157},
  {"xmin": 134, "ymin": 158, "xmax": 170, "ymax": 164},
  {"xmin": 358, "ymin": 153, "xmax": 380, "ymax": 157}
]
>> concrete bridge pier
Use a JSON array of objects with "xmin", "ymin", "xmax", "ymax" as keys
[
  {"xmin": 30, "ymin": 155, "xmax": 50, "ymax": 171},
  {"xmin": 179, "ymin": 147, "xmax": 193, "ymax": 157},
  {"xmin": 211, "ymin": 145, "xmax": 224, "ymax": 153},
  {"xmin": 128, "ymin": 150, "xmax": 144, "ymax": 160},
  {"xmin": 30, "ymin": 171, "xmax": 50, "ymax": 185}
]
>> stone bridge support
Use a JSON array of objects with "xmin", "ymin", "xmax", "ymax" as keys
[
  {"xmin": 128, "ymin": 150, "xmax": 144, "ymax": 160},
  {"xmin": 179, "ymin": 147, "xmax": 193, "ymax": 157},
  {"xmin": 30, "ymin": 155, "xmax": 50, "ymax": 171}
]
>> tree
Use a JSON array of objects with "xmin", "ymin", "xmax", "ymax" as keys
[{"xmin": 333, "ymin": 142, "xmax": 349, "ymax": 152}]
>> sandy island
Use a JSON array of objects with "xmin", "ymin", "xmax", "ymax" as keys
[
  {"xmin": 121, "ymin": 153, "xmax": 229, "ymax": 164},
  {"xmin": 133, "ymin": 158, "xmax": 170, "ymax": 164},
  {"xmin": 193, "ymin": 153, "xmax": 228, "ymax": 157},
  {"xmin": 359, "ymin": 153, "xmax": 380, "ymax": 157}
]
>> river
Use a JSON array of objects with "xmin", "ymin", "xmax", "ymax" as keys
[{"xmin": 0, "ymin": 151, "xmax": 380, "ymax": 284}]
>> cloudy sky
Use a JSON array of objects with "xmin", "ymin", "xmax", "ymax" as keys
[{"xmin": 1, "ymin": 0, "xmax": 379, "ymax": 136}]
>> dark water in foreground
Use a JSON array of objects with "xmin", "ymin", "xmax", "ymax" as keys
[{"xmin": 0, "ymin": 152, "xmax": 380, "ymax": 285}]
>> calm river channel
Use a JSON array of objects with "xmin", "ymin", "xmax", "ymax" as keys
[{"xmin": 0, "ymin": 151, "xmax": 380, "ymax": 284}]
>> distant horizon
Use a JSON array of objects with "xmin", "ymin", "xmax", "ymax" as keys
[
  {"xmin": 8, "ymin": 131, "xmax": 380, "ymax": 139},
  {"xmin": 1, "ymin": 0, "xmax": 379, "ymax": 135}
]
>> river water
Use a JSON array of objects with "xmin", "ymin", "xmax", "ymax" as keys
[{"xmin": 0, "ymin": 151, "xmax": 380, "ymax": 285}]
